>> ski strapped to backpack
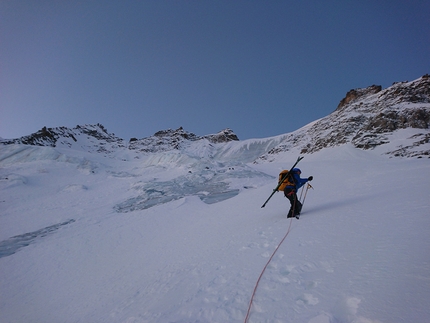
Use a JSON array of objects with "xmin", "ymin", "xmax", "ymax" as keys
[{"xmin": 261, "ymin": 156, "xmax": 304, "ymax": 208}]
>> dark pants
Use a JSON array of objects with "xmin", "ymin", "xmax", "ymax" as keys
[{"xmin": 284, "ymin": 187, "xmax": 302, "ymax": 217}]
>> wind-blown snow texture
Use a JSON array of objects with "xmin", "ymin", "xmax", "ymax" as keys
[{"xmin": 1, "ymin": 76, "xmax": 430, "ymax": 323}]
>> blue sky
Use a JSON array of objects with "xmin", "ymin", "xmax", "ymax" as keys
[{"xmin": 1, "ymin": 1, "xmax": 429, "ymax": 140}]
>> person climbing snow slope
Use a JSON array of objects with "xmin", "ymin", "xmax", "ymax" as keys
[{"xmin": 278, "ymin": 168, "xmax": 313, "ymax": 219}]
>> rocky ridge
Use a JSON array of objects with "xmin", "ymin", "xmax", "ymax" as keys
[
  {"xmin": 258, "ymin": 74, "xmax": 430, "ymax": 160},
  {"xmin": 0, "ymin": 124, "xmax": 127, "ymax": 155},
  {"xmin": 128, "ymin": 127, "xmax": 238, "ymax": 153}
]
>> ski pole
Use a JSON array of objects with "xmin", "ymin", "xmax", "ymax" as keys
[
  {"xmin": 301, "ymin": 183, "xmax": 313, "ymax": 207},
  {"xmin": 299, "ymin": 184, "xmax": 305, "ymax": 202}
]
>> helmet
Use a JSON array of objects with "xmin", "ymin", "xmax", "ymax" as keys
[{"xmin": 293, "ymin": 168, "xmax": 301, "ymax": 174}]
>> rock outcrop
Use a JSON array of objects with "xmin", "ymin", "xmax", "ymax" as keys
[{"xmin": 128, "ymin": 127, "xmax": 239, "ymax": 153}]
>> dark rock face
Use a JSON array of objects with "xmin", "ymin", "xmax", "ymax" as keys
[
  {"xmin": 336, "ymin": 85, "xmax": 382, "ymax": 110},
  {"xmin": 153, "ymin": 127, "xmax": 199, "ymax": 141},
  {"xmin": 363, "ymin": 109, "xmax": 429, "ymax": 133},
  {"xmin": 204, "ymin": 128, "xmax": 239, "ymax": 143}
]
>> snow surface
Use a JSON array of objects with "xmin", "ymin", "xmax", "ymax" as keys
[{"xmin": 1, "ymin": 136, "xmax": 430, "ymax": 323}]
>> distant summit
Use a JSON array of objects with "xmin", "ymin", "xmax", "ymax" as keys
[{"xmin": 128, "ymin": 127, "xmax": 239, "ymax": 153}]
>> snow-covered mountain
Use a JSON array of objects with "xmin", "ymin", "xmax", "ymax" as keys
[
  {"xmin": 1, "ymin": 75, "xmax": 429, "ymax": 323},
  {"xmin": 258, "ymin": 74, "xmax": 430, "ymax": 160},
  {"xmin": 2, "ymin": 75, "xmax": 429, "ymax": 161}
]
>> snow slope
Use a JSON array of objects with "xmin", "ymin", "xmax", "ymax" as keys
[{"xmin": 1, "ymin": 137, "xmax": 430, "ymax": 323}]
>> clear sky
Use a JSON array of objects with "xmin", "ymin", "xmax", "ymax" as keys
[{"xmin": 1, "ymin": 1, "xmax": 429, "ymax": 140}]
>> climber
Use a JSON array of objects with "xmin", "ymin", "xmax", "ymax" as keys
[{"xmin": 278, "ymin": 168, "xmax": 313, "ymax": 218}]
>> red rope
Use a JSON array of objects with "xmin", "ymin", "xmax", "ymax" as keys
[{"xmin": 244, "ymin": 218, "xmax": 294, "ymax": 323}]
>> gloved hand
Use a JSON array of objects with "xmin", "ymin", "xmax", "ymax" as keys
[{"xmin": 308, "ymin": 176, "xmax": 313, "ymax": 181}]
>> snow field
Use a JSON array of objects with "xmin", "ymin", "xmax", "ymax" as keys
[{"xmin": 0, "ymin": 144, "xmax": 429, "ymax": 323}]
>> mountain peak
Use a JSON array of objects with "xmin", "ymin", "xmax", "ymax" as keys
[
  {"xmin": 204, "ymin": 128, "xmax": 239, "ymax": 143},
  {"xmin": 128, "ymin": 127, "xmax": 239, "ymax": 153},
  {"xmin": 152, "ymin": 127, "xmax": 198, "ymax": 141},
  {"xmin": 336, "ymin": 85, "xmax": 382, "ymax": 110}
]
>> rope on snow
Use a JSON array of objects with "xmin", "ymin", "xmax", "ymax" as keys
[
  {"xmin": 244, "ymin": 183, "xmax": 313, "ymax": 322},
  {"xmin": 244, "ymin": 218, "xmax": 294, "ymax": 323}
]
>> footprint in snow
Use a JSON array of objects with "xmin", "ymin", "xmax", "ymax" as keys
[{"xmin": 296, "ymin": 293, "xmax": 319, "ymax": 305}]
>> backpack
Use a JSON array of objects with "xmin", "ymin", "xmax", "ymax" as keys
[{"xmin": 277, "ymin": 170, "xmax": 296, "ymax": 191}]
